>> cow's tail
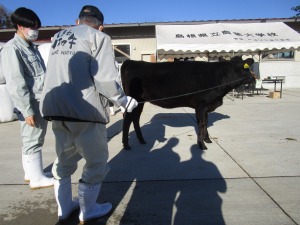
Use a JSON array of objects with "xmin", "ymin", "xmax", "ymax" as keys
[{"xmin": 120, "ymin": 60, "xmax": 131, "ymax": 94}]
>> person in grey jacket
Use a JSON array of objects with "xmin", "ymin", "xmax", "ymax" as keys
[
  {"xmin": 1, "ymin": 7, "xmax": 54, "ymax": 189},
  {"xmin": 40, "ymin": 5, "xmax": 138, "ymax": 223}
]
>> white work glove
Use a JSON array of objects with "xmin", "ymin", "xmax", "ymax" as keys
[{"xmin": 121, "ymin": 96, "xmax": 138, "ymax": 113}]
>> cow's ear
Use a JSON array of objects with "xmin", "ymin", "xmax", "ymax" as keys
[{"xmin": 244, "ymin": 63, "xmax": 250, "ymax": 69}]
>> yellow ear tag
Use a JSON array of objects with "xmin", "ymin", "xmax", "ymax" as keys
[{"xmin": 244, "ymin": 63, "xmax": 249, "ymax": 69}]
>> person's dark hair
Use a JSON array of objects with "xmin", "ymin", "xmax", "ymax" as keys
[{"xmin": 11, "ymin": 7, "xmax": 41, "ymax": 30}]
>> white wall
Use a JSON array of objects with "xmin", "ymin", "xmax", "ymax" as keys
[{"xmin": 259, "ymin": 61, "xmax": 300, "ymax": 88}]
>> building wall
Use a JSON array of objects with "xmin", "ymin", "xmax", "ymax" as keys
[
  {"xmin": 112, "ymin": 38, "xmax": 156, "ymax": 61},
  {"xmin": 260, "ymin": 60, "xmax": 300, "ymax": 88}
]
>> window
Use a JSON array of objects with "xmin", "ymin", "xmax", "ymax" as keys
[
  {"xmin": 113, "ymin": 44, "xmax": 130, "ymax": 63},
  {"xmin": 262, "ymin": 51, "xmax": 294, "ymax": 61}
]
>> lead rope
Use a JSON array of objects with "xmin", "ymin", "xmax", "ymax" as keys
[
  {"xmin": 107, "ymin": 76, "xmax": 250, "ymax": 139},
  {"xmin": 137, "ymin": 76, "xmax": 248, "ymax": 104}
]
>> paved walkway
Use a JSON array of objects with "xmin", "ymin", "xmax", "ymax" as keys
[{"xmin": 0, "ymin": 89, "xmax": 299, "ymax": 225}]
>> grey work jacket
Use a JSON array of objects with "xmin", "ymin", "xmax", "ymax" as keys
[
  {"xmin": 1, "ymin": 34, "xmax": 46, "ymax": 118},
  {"xmin": 40, "ymin": 25, "xmax": 126, "ymax": 124}
]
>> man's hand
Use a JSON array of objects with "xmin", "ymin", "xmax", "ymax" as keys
[
  {"xmin": 25, "ymin": 115, "xmax": 35, "ymax": 127},
  {"xmin": 122, "ymin": 96, "xmax": 138, "ymax": 113}
]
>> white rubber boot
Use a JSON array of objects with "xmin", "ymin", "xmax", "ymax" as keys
[
  {"xmin": 22, "ymin": 154, "xmax": 30, "ymax": 182},
  {"xmin": 54, "ymin": 177, "xmax": 79, "ymax": 222},
  {"xmin": 23, "ymin": 151, "xmax": 54, "ymax": 189},
  {"xmin": 78, "ymin": 182, "xmax": 112, "ymax": 224},
  {"xmin": 22, "ymin": 154, "xmax": 53, "ymax": 183}
]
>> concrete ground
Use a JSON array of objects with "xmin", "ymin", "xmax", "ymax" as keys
[{"xmin": 0, "ymin": 89, "xmax": 299, "ymax": 225}]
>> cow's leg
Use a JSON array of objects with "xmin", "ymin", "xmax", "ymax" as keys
[
  {"xmin": 195, "ymin": 107, "xmax": 208, "ymax": 150},
  {"xmin": 132, "ymin": 103, "xmax": 146, "ymax": 144},
  {"xmin": 122, "ymin": 110, "xmax": 134, "ymax": 150},
  {"xmin": 203, "ymin": 98, "xmax": 223, "ymax": 144},
  {"xmin": 203, "ymin": 112, "xmax": 212, "ymax": 143},
  {"xmin": 122, "ymin": 103, "xmax": 145, "ymax": 150}
]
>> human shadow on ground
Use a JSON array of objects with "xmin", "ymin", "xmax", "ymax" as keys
[
  {"xmin": 98, "ymin": 136, "xmax": 227, "ymax": 225},
  {"xmin": 107, "ymin": 118, "xmax": 123, "ymax": 141},
  {"xmin": 59, "ymin": 111, "xmax": 229, "ymax": 224},
  {"xmin": 51, "ymin": 111, "xmax": 229, "ymax": 224},
  {"xmin": 13, "ymin": 114, "xmax": 228, "ymax": 225}
]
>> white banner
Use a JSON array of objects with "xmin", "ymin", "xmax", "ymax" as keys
[{"xmin": 156, "ymin": 22, "xmax": 300, "ymax": 54}]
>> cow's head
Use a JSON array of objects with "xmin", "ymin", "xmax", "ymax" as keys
[{"xmin": 220, "ymin": 56, "xmax": 256, "ymax": 85}]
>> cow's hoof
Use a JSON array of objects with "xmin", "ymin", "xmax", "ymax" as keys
[
  {"xmin": 204, "ymin": 138, "xmax": 212, "ymax": 143},
  {"xmin": 139, "ymin": 140, "xmax": 146, "ymax": 144},
  {"xmin": 198, "ymin": 142, "xmax": 208, "ymax": 150}
]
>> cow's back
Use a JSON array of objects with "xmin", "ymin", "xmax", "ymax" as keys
[{"xmin": 121, "ymin": 60, "xmax": 233, "ymax": 108}]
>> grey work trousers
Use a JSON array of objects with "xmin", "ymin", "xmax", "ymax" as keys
[
  {"xmin": 17, "ymin": 100, "xmax": 48, "ymax": 155},
  {"xmin": 51, "ymin": 121, "xmax": 110, "ymax": 184}
]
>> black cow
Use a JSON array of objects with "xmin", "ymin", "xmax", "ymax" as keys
[{"xmin": 121, "ymin": 56, "xmax": 255, "ymax": 150}]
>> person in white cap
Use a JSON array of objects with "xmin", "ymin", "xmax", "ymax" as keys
[
  {"xmin": 1, "ymin": 7, "xmax": 54, "ymax": 190},
  {"xmin": 40, "ymin": 5, "xmax": 138, "ymax": 224}
]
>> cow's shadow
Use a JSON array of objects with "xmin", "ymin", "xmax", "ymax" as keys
[
  {"xmin": 113, "ymin": 111, "xmax": 230, "ymax": 149},
  {"xmin": 207, "ymin": 111, "xmax": 230, "ymax": 127},
  {"xmin": 97, "ymin": 138, "xmax": 227, "ymax": 225}
]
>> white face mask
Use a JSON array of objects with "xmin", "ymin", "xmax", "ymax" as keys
[{"xmin": 21, "ymin": 28, "xmax": 39, "ymax": 42}]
